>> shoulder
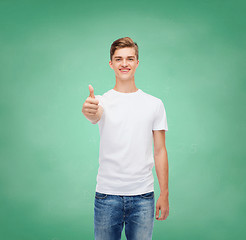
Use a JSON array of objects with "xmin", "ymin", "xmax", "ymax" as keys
[
  {"xmin": 139, "ymin": 89, "xmax": 163, "ymax": 106},
  {"xmin": 94, "ymin": 89, "xmax": 113, "ymax": 107},
  {"xmin": 95, "ymin": 89, "xmax": 112, "ymax": 98},
  {"xmin": 94, "ymin": 89, "xmax": 110, "ymax": 99}
]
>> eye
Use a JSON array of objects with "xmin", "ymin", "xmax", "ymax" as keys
[{"xmin": 129, "ymin": 59, "xmax": 134, "ymax": 61}]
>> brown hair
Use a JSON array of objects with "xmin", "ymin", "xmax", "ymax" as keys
[{"xmin": 110, "ymin": 37, "xmax": 139, "ymax": 61}]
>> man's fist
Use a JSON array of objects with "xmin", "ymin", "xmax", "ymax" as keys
[{"xmin": 82, "ymin": 85, "xmax": 102, "ymax": 124}]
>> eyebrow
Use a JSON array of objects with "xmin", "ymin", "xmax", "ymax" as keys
[{"xmin": 114, "ymin": 56, "xmax": 136, "ymax": 59}]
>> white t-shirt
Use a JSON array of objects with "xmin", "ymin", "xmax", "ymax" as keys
[{"xmin": 94, "ymin": 88, "xmax": 168, "ymax": 195}]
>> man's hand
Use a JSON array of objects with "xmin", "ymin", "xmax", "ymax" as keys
[
  {"xmin": 82, "ymin": 84, "xmax": 101, "ymax": 124},
  {"xmin": 155, "ymin": 194, "xmax": 169, "ymax": 220}
]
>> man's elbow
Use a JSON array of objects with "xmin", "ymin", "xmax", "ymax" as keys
[{"xmin": 154, "ymin": 147, "xmax": 167, "ymax": 157}]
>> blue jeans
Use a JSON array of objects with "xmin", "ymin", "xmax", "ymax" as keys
[{"xmin": 94, "ymin": 191, "xmax": 155, "ymax": 240}]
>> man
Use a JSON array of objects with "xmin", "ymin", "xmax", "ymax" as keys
[{"xmin": 82, "ymin": 37, "xmax": 169, "ymax": 240}]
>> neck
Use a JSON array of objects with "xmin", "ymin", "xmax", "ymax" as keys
[
  {"xmin": 113, "ymin": 81, "xmax": 138, "ymax": 93},
  {"xmin": 113, "ymin": 76, "xmax": 138, "ymax": 93}
]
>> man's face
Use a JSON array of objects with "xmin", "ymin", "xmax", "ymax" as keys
[{"xmin": 109, "ymin": 47, "xmax": 139, "ymax": 81}]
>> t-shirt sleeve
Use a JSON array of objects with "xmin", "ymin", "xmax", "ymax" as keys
[{"xmin": 152, "ymin": 99, "xmax": 168, "ymax": 131}]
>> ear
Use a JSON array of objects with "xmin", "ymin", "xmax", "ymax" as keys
[
  {"xmin": 109, "ymin": 60, "xmax": 113, "ymax": 69},
  {"xmin": 136, "ymin": 59, "xmax": 139, "ymax": 68}
]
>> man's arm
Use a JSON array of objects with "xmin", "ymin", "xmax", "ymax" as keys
[{"xmin": 153, "ymin": 129, "xmax": 169, "ymax": 221}]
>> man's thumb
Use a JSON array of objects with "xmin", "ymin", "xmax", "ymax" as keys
[{"xmin": 89, "ymin": 84, "xmax": 95, "ymax": 98}]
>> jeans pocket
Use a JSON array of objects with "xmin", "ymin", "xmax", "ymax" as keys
[
  {"xmin": 140, "ymin": 191, "xmax": 154, "ymax": 199},
  {"xmin": 95, "ymin": 192, "xmax": 108, "ymax": 199}
]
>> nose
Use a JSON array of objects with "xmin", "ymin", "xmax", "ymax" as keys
[{"xmin": 121, "ymin": 59, "xmax": 127, "ymax": 67}]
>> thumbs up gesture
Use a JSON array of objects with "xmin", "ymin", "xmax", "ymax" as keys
[{"xmin": 82, "ymin": 84, "xmax": 102, "ymax": 124}]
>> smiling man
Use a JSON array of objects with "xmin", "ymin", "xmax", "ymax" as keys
[{"xmin": 82, "ymin": 37, "xmax": 169, "ymax": 240}]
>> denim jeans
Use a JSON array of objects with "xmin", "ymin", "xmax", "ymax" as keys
[{"xmin": 94, "ymin": 191, "xmax": 155, "ymax": 240}]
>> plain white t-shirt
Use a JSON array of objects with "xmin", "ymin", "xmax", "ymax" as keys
[{"xmin": 94, "ymin": 88, "xmax": 168, "ymax": 195}]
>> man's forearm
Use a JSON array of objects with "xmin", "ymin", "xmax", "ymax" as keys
[{"xmin": 154, "ymin": 148, "xmax": 169, "ymax": 197}]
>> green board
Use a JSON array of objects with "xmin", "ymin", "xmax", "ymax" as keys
[{"xmin": 1, "ymin": 0, "xmax": 245, "ymax": 239}]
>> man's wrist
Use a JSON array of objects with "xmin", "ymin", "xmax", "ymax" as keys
[
  {"xmin": 160, "ymin": 189, "xmax": 169, "ymax": 197},
  {"xmin": 91, "ymin": 119, "xmax": 98, "ymax": 124},
  {"xmin": 90, "ymin": 113, "xmax": 100, "ymax": 124}
]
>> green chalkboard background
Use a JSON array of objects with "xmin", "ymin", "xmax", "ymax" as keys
[{"xmin": 1, "ymin": 0, "xmax": 245, "ymax": 239}]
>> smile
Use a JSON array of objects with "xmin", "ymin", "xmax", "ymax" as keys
[{"xmin": 120, "ymin": 69, "xmax": 130, "ymax": 73}]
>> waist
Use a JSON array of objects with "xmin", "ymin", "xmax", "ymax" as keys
[{"xmin": 96, "ymin": 172, "xmax": 154, "ymax": 195}]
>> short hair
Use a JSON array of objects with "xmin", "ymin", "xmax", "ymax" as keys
[{"xmin": 110, "ymin": 37, "xmax": 139, "ymax": 61}]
